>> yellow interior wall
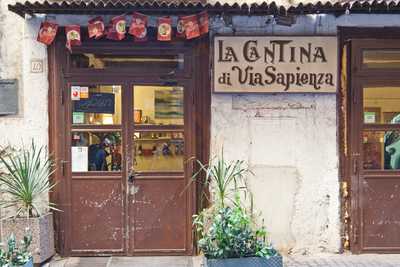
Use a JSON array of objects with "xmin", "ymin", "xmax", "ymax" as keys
[{"xmin": 364, "ymin": 87, "xmax": 400, "ymax": 122}]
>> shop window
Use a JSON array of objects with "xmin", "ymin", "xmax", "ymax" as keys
[
  {"xmin": 70, "ymin": 53, "xmax": 184, "ymax": 71},
  {"xmin": 363, "ymin": 87, "xmax": 400, "ymax": 124},
  {"xmin": 133, "ymin": 131, "xmax": 184, "ymax": 172},
  {"xmin": 133, "ymin": 86, "xmax": 184, "ymax": 126},
  {"xmin": 363, "ymin": 130, "xmax": 400, "ymax": 170},
  {"xmin": 71, "ymin": 85, "xmax": 122, "ymax": 125},
  {"xmin": 71, "ymin": 131, "xmax": 122, "ymax": 172},
  {"xmin": 363, "ymin": 50, "xmax": 400, "ymax": 69}
]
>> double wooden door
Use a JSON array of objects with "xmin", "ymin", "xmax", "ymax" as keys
[
  {"xmin": 63, "ymin": 79, "xmax": 195, "ymax": 255},
  {"xmin": 350, "ymin": 39, "xmax": 400, "ymax": 253}
]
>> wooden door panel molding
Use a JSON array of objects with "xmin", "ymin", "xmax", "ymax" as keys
[{"xmin": 70, "ymin": 179, "xmax": 125, "ymax": 253}]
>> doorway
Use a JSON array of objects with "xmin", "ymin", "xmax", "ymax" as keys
[
  {"xmin": 348, "ymin": 38, "xmax": 400, "ymax": 253},
  {"xmin": 48, "ymin": 35, "xmax": 210, "ymax": 256}
]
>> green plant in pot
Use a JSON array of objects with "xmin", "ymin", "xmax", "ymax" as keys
[
  {"xmin": 192, "ymin": 152, "xmax": 282, "ymax": 267},
  {"xmin": 0, "ymin": 142, "xmax": 58, "ymax": 264},
  {"xmin": 0, "ymin": 234, "xmax": 33, "ymax": 267}
]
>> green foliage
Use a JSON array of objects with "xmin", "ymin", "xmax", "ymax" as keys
[
  {"xmin": 0, "ymin": 141, "xmax": 58, "ymax": 218},
  {"xmin": 192, "ymin": 152, "xmax": 278, "ymax": 259},
  {"xmin": 0, "ymin": 233, "xmax": 32, "ymax": 266}
]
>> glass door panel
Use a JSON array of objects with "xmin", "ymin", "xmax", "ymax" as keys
[
  {"xmin": 133, "ymin": 131, "xmax": 184, "ymax": 172},
  {"xmin": 133, "ymin": 85, "xmax": 184, "ymax": 126},
  {"xmin": 362, "ymin": 85, "xmax": 400, "ymax": 171}
]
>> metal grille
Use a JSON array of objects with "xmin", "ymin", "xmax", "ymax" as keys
[{"xmin": 206, "ymin": 256, "xmax": 283, "ymax": 267}]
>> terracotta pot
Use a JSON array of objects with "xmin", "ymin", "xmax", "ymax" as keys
[{"xmin": 2, "ymin": 213, "xmax": 55, "ymax": 264}]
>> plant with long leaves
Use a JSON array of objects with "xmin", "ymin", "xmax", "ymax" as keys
[
  {"xmin": 0, "ymin": 141, "xmax": 58, "ymax": 218},
  {"xmin": 191, "ymin": 151, "xmax": 251, "ymax": 208}
]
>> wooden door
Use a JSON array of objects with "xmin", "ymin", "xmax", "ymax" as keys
[
  {"xmin": 65, "ymin": 81, "xmax": 127, "ymax": 255},
  {"xmin": 351, "ymin": 39, "xmax": 400, "ymax": 253},
  {"xmin": 127, "ymin": 82, "xmax": 194, "ymax": 255},
  {"xmin": 48, "ymin": 35, "xmax": 210, "ymax": 256}
]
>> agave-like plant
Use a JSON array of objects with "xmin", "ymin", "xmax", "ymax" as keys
[
  {"xmin": 191, "ymin": 150, "xmax": 251, "ymax": 208},
  {"xmin": 0, "ymin": 141, "xmax": 57, "ymax": 218}
]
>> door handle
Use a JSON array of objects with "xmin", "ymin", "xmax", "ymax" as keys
[
  {"xmin": 60, "ymin": 160, "xmax": 69, "ymax": 176},
  {"xmin": 128, "ymin": 170, "xmax": 136, "ymax": 183}
]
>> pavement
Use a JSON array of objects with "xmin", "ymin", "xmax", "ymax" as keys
[{"xmin": 44, "ymin": 254, "xmax": 400, "ymax": 267}]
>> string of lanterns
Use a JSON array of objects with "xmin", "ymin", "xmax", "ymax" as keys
[{"xmin": 37, "ymin": 11, "xmax": 209, "ymax": 51}]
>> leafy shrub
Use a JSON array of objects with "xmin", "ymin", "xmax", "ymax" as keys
[
  {"xmin": 191, "ymin": 152, "xmax": 278, "ymax": 259},
  {"xmin": 0, "ymin": 234, "xmax": 32, "ymax": 266}
]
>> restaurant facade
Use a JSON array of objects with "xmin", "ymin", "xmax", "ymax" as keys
[{"xmin": 2, "ymin": 0, "xmax": 400, "ymax": 257}]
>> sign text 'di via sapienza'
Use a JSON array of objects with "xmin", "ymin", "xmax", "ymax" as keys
[{"xmin": 213, "ymin": 36, "xmax": 338, "ymax": 93}]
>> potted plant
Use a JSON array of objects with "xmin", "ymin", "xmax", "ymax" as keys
[
  {"xmin": 192, "ymin": 153, "xmax": 282, "ymax": 267},
  {"xmin": 0, "ymin": 234, "xmax": 33, "ymax": 267},
  {"xmin": 0, "ymin": 142, "xmax": 57, "ymax": 264}
]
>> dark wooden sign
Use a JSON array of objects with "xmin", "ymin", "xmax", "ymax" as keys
[{"xmin": 74, "ymin": 93, "xmax": 115, "ymax": 114}]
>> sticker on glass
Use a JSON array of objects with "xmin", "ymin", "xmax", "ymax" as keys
[{"xmin": 71, "ymin": 86, "xmax": 80, "ymax": 100}]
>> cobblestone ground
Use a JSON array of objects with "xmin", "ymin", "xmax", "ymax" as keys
[{"xmin": 285, "ymin": 254, "xmax": 400, "ymax": 267}]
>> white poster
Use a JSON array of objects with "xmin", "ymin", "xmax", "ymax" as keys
[
  {"xmin": 71, "ymin": 146, "xmax": 88, "ymax": 172},
  {"xmin": 214, "ymin": 36, "xmax": 338, "ymax": 93}
]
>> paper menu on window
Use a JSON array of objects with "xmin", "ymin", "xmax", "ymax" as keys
[{"xmin": 71, "ymin": 146, "xmax": 88, "ymax": 172}]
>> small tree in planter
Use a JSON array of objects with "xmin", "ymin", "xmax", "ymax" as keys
[
  {"xmin": 192, "ymin": 153, "xmax": 282, "ymax": 267},
  {"xmin": 0, "ymin": 234, "xmax": 33, "ymax": 267},
  {"xmin": 0, "ymin": 142, "xmax": 58, "ymax": 264}
]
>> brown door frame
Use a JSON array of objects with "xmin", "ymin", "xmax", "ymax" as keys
[
  {"xmin": 338, "ymin": 27, "xmax": 400, "ymax": 254},
  {"xmin": 48, "ymin": 31, "xmax": 210, "ymax": 256}
]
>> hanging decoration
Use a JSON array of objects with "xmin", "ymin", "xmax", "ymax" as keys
[
  {"xmin": 198, "ymin": 11, "xmax": 209, "ymax": 35},
  {"xmin": 88, "ymin": 16, "xmax": 105, "ymax": 39},
  {"xmin": 129, "ymin": 12, "xmax": 148, "ymax": 42},
  {"xmin": 107, "ymin": 15, "xmax": 127, "ymax": 40},
  {"xmin": 176, "ymin": 16, "xmax": 185, "ymax": 39},
  {"xmin": 36, "ymin": 11, "xmax": 209, "ymax": 48},
  {"xmin": 65, "ymin": 25, "xmax": 81, "ymax": 51},
  {"xmin": 182, "ymin": 14, "xmax": 200, "ymax": 40},
  {"xmin": 37, "ymin": 21, "xmax": 58, "ymax": 45},
  {"xmin": 157, "ymin": 17, "xmax": 172, "ymax": 41}
]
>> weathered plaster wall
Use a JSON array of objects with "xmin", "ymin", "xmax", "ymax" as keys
[
  {"xmin": 0, "ymin": 1, "xmax": 48, "ymax": 148},
  {"xmin": 210, "ymin": 13, "xmax": 400, "ymax": 254}
]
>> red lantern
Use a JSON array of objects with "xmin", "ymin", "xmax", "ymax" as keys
[
  {"xmin": 37, "ymin": 21, "xmax": 58, "ymax": 45},
  {"xmin": 107, "ymin": 15, "xmax": 126, "ymax": 41},
  {"xmin": 129, "ymin": 12, "xmax": 148, "ymax": 42},
  {"xmin": 157, "ymin": 17, "xmax": 172, "ymax": 41},
  {"xmin": 88, "ymin": 16, "xmax": 105, "ymax": 39},
  {"xmin": 65, "ymin": 25, "xmax": 81, "ymax": 51},
  {"xmin": 198, "ymin": 11, "xmax": 209, "ymax": 35},
  {"xmin": 182, "ymin": 14, "xmax": 200, "ymax": 40}
]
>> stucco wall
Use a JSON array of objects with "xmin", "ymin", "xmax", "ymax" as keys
[{"xmin": 0, "ymin": 1, "xmax": 48, "ymax": 148}]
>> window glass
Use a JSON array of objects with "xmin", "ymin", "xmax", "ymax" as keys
[
  {"xmin": 71, "ymin": 53, "xmax": 184, "ymax": 71},
  {"xmin": 363, "ymin": 130, "xmax": 400, "ymax": 170},
  {"xmin": 363, "ymin": 50, "xmax": 400, "ymax": 69},
  {"xmin": 71, "ymin": 131, "xmax": 122, "ymax": 172},
  {"xmin": 363, "ymin": 87, "xmax": 400, "ymax": 124},
  {"xmin": 71, "ymin": 85, "xmax": 121, "ymax": 125},
  {"xmin": 133, "ymin": 86, "xmax": 184, "ymax": 126},
  {"xmin": 133, "ymin": 131, "xmax": 184, "ymax": 172}
]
